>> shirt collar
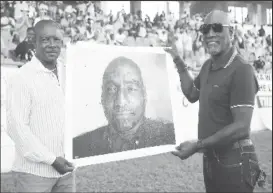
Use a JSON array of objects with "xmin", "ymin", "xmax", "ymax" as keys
[
  {"xmin": 28, "ymin": 55, "xmax": 59, "ymax": 73},
  {"xmin": 210, "ymin": 46, "xmax": 236, "ymax": 71}
]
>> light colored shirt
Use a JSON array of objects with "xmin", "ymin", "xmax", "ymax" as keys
[
  {"xmin": 115, "ymin": 33, "xmax": 126, "ymax": 44},
  {"xmin": 28, "ymin": 5, "xmax": 37, "ymax": 18},
  {"xmin": 6, "ymin": 56, "xmax": 65, "ymax": 178},
  {"xmin": 76, "ymin": 3, "xmax": 87, "ymax": 15},
  {"xmin": 138, "ymin": 27, "xmax": 147, "ymax": 38}
]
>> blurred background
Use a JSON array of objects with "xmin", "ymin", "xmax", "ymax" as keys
[{"xmin": 1, "ymin": 1, "xmax": 272, "ymax": 73}]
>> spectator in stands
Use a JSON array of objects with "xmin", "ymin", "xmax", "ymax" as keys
[
  {"xmin": 264, "ymin": 52, "xmax": 272, "ymax": 72},
  {"xmin": 1, "ymin": 35, "xmax": 8, "ymax": 58},
  {"xmin": 1, "ymin": 16, "xmax": 14, "ymax": 51},
  {"xmin": 1, "ymin": 1, "xmax": 272, "ymax": 73},
  {"xmin": 28, "ymin": 1, "xmax": 37, "ymax": 20},
  {"xmin": 15, "ymin": 10, "xmax": 32, "ymax": 43},
  {"xmin": 75, "ymin": 16, "xmax": 86, "ymax": 35},
  {"xmin": 254, "ymin": 55, "xmax": 266, "ymax": 73},
  {"xmin": 251, "ymin": 24, "xmax": 258, "ymax": 36},
  {"xmin": 249, "ymin": 52, "xmax": 256, "ymax": 65},
  {"xmin": 48, "ymin": 1, "xmax": 58, "ymax": 21},
  {"xmin": 115, "ymin": 28, "xmax": 126, "ymax": 45},
  {"xmin": 34, "ymin": 3, "xmax": 51, "ymax": 26},
  {"xmin": 138, "ymin": 23, "xmax": 147, "ymax": 38},
  {"xmin": 76, "ymin": 1, "xmax": 87, "ymax": 17},
  {"xmin": 60, "ymin": 11, "xmax": 72, "ymax": 29},
  {"xmin": 258, "ymin": 25, "xmax": 265, "ymax": 37},
  {"xmin": 14, "ymin": 27, "xmax": 35, "ymax": 62},
  {"xmin": 266, "ymin": 34, "xmax": 272, "ymax": 46},
  {"xmin": 87, "ymin": 1, "xmax": 95, "ymax": 19}
]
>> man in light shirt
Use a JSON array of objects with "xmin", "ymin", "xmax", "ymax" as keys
[{"xmin": 6, "ymin": 20, "xmax": 75, "ymax": 192}]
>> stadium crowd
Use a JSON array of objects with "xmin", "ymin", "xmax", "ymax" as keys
[{"xmin": 1, "ymin": 1, "xmax": 272, "ymax": 73}]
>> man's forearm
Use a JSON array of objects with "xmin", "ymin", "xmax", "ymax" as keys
[
  {"xmin": 199, "ymin": 122, "xmax": 249, "ymax": 150},
  {"xmin": 7, "ymin": 117, "xmax": 57, "ymax": 165},
  {"xmin": 178, "ymin": 68, "xmax": 195, "ymax": 96},
  {"xmin": 173, "ymin": 56, "xmax": 197, "ymax": 102}
]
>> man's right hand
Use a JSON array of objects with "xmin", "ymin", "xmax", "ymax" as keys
[
  {"xmin": 164, "ymin": 34, "xmax": 187, "ymax": 71},
  {"xmin": 51, "ymin": 156, "xmax": 75, "ymax": 175},
  {"xmin": 164, "ymin": 34, "xmax": 180, "ymax": 58}
]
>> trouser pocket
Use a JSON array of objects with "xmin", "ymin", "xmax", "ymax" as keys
[
  {"xmin": 213, "ymin": 152, "xmax": 243, "ymax": 185},
  {"xmin": 241, "ymin": 152, "xmax": 265, "ymax": 189}
]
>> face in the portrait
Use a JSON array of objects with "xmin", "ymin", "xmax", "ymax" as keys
[
  {"xmin": 101, "ymin": 57, "xmax": 146, "ymax": 134},
  {"xmin": 202, "ymin": 10, "xmax": 232, "ymax": 56}
]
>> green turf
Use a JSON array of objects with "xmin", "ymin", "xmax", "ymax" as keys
[{"xmin": 1, "ymin": 130, "xmax": 272, "ymax": 192}]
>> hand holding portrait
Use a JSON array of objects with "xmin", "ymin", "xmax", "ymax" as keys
[
  {"xmin": 171, "ymin": 140, "xmax": 198, "ymax": 160},
  {"xmin": 52, "ymin": 156, "xmax": 75, "ymax": 175}
]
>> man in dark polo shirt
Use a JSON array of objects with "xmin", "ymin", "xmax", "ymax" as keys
[
  {"xmin": 73, "ymin": 56, "xmax": 175, "ymax": 159},
  {"xmin": 166, "ymin": 10, "xmax": 265, "ymax": 192}
]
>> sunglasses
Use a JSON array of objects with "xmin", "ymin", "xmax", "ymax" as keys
[{"xmin": 199, "ymin": 23, "xmax": 229, "ymax": 35}]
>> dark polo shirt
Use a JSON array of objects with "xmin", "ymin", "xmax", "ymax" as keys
[
  {"xmin": 193, "ymin": 47, "xmax": 259, "ymax": 140},
  {"xmin": 73, "ymin": 117, "xmax": 175, "ymax": 159}
]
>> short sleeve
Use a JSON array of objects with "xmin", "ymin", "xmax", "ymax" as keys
[{"xmin": 230, "ymin": 64, "xmax": 259, "ymax": 109}]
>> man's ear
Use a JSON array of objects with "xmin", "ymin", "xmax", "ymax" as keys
[{"xmin": 33, "ymin": 35, "xmax": 38, "ymax": 49}]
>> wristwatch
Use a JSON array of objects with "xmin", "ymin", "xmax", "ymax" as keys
[{"xmin": 196, "ymin": 139, "xmax": 205, "ymax": 151}]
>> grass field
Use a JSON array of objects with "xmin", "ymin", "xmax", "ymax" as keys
[{"xmin": 1, "ymin": 129, "xmax": 272, "ymax": 192}]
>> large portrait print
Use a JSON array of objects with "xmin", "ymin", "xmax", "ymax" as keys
[{"xmin": 65, "ymin": 43, "xmax": 180, "ymax": 167}]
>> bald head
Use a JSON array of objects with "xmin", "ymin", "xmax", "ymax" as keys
[
  {"xmin": 104, "ymin": 57, "xmax": 141, "ymax": 73},
  {"xmin": 103, "ymin": 56, "xmax": 144, "ymax": 89},
  {"xmin": 34, "ymin": 20, "xmax": 62, "ymax": 36},
  {"xmin": 204, "ymin": 10, "xmax": 230, "ymax": 25}
]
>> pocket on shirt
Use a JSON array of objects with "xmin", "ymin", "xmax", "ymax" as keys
[{"xmin": 208, "ymin": 84, "xmax": 230, "ymax": 107}]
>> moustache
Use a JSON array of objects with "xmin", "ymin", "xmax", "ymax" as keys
[
  {"xmin": 113, "ymin": 111, "xmax": 135, "ymax": 116},
  {"xmin": 46, "ymin": 49, "xmax": 60, "ymax": 53},
  {"xmin": 112, "ymin": 107, "xmax": 135, "ymax": 116}
]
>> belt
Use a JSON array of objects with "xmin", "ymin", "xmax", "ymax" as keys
[
  {"xmin": 231, "ymin": 139, "xmax": 253, "ymax": 149},
  {"xmin": 203, "ymin": 139, "xmax": 253, "ymax": 154}
]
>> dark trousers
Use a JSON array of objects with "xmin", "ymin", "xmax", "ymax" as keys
[{"xmin": 203, "ymin": 145, "xmax": 261, "ymax": 192}]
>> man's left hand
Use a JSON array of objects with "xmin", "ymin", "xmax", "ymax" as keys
[{"xmin": 171, "ymin": 140, "xmax": 198, "ymax": 160}]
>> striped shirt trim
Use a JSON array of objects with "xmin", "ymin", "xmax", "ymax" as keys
[
  {"xmin": 223, "ymin": 49, "xmax": 237, "ymax": 68},
  {"xmin": 230, "ymin": 104, "xmax": 254, "ymax": 109}
]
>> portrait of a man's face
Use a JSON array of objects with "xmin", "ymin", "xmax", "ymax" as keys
[
  {"xmin": 101, "ymin": 57, "xmax": 146, "ymax": 136},
  {"xmin": 65, "ymin": 44, "xmax": 177, "ymax": 166}
]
